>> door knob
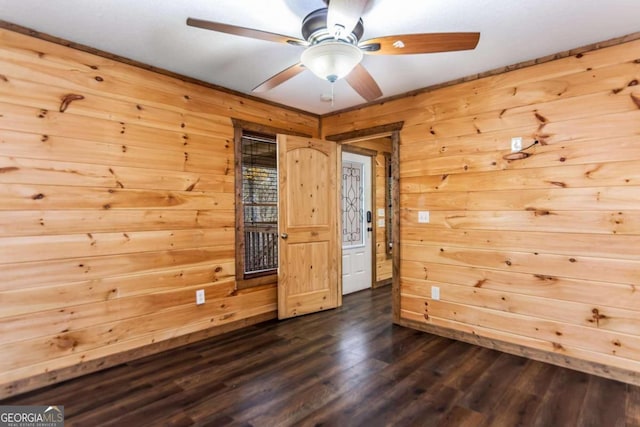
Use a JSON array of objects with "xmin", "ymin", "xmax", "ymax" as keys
[{"xmin": 280, "ymin": 233, "xmax": 288, "ymax": 240}]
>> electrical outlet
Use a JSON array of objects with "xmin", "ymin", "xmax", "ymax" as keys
[
  {"xmin": 196, "ymin": 289, "xmax": 205, "ymax": 305},
  {"xmin": 511, "ymin": 137, "xmax": 522, "ymax": 152},
  {"xmin": 418, "ymin": 211, "xmax": 430, "ymax": 223},
  {"xmin": 431, "ymin": 286, "xmax": 440, "ymax": 300}
]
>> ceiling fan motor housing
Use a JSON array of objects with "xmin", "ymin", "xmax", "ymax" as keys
[{"xmin": 301, "ymin": 8, "xmax": 364, "ymax": 44}]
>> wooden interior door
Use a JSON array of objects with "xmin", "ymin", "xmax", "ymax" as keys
[{"xmin": 277, "ymin": 134, "xmax": 341, "ymax": 319}]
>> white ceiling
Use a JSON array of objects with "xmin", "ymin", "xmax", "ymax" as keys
[{"xmin": 1, "ymin": 0, "xmax": 639, "ymax": 115}]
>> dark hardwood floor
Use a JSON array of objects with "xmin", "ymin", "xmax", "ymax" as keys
[{"xmin": 3, "ymin": 285, "xmax": 640, "ymax": 426}]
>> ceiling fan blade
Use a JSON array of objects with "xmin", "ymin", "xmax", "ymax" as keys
[
  {"xmin": 253, "ymin": 63, "xmax": 306, "ymax": 92},
  {"xmin": 187, "ymin": 17, "xmax": 307, "ymax": 46},
  {"xmin": 360, "ymin": 32, "xmax": 480, "ymax": 55},
  {"xmin": 345, "ymin": 63, "xmax": 382, "ymax": 101},
  {"xmin": 327, "ymin": 0, "xmax": 370, "ymax": 39}
]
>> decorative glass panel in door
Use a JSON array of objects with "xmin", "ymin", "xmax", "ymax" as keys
[{"xmin": 342, "ymin": 160, "xmax": 364, "ymax": 247}]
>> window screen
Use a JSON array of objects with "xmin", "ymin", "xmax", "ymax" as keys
[{"xmin": 241, "ymin": 133, "xmax": 278, "ymax": 274}]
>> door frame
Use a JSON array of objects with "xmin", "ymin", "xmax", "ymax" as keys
[
  {"xmin": 231, "ymin": 118, "xmax": 313, "ymax": 291},
  {"xmin": 325, "ymin": 122, "xmax": 403, "ymax": 324},
  {"xmin": 340, "ymin": 147, "xmax": 376, "ymax": 293}
]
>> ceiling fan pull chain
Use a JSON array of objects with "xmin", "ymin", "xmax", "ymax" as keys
[{"xmin": 331, "ymin": 82, "xmax": 335, "ymax": 107}]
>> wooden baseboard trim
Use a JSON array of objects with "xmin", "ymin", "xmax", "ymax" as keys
[
  {"xmin": 373, "ymin": 278, "xmax": 392, "ymax": 289},
  {"xmin": 1, "ymin": 311, "xmax": 277, "ymax": 399},
  {"xmin": 397, "ymin": 317, "xmax": 640, "ymax": 387}
]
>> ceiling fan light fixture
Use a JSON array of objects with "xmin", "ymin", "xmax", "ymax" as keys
[{"xmin": 301, "ymin": 41, "xmax": 363, "ymax": 83}]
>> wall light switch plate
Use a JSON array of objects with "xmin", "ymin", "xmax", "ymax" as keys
[
  {"xmin": 377, "ymin": 208, "xmax": 385, "ymax": 217},
  {"xmin": 196, "ymin": 289, "xmax": 205, "ymax": 305},
  {"xmin": 378, "ymin": 219, "xmax": 385, "ymax": 227},
  {"xmin": 431, "ymin": 286, "xmax": 440, "ymax": 300},
  {"xmin": 511, "ymin": 137, "xmax": 522, "ymax": 152},
  {"xmin": 418, "ymin": 211, "xmax": 430, "ymax": 223}
]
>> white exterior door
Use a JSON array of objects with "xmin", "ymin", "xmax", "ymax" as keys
[{"xmin": 341, "ymin": 151, "xmax": 373, "ymax": 295}]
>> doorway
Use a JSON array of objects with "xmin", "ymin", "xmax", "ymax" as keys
[
  {"xmin": 341, "ymin": 151, "xmax": 373, "ymax": 295},
  {"xmin": 268, "ymin": 122, "xmax": 403, "ymax": 323},
  {"xmin": 340, "ymin": 135, "xmax": 394, "ymax": 296}
]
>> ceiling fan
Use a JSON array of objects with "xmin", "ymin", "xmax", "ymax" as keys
[{"xmin": 187, "ymin": 0, "xmax": 480, "ymax": 102}]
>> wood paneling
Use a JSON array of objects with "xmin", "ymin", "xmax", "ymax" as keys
[
  {"xmin": 0, "ymin": 27, "xmax": 317, "ymax": 396},
  {"xmin": 322, "ymin": 37, "xmax": 640, "ymax": 383},
  {"xmin": 3, "ymin": 21, "xmax": 638, "ymax": 395}
]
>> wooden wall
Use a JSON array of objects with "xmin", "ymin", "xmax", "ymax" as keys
[
  {"xmin": 323, "ymin": 38, "xmax": 640, "ymax": 382},
  {"xmin": 344, "ymin": 138, "xmax": 393, "ymax": 285},
  {"xmin": 0, "ymin": 27, "xmax": 318, "ymax": 396}
]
